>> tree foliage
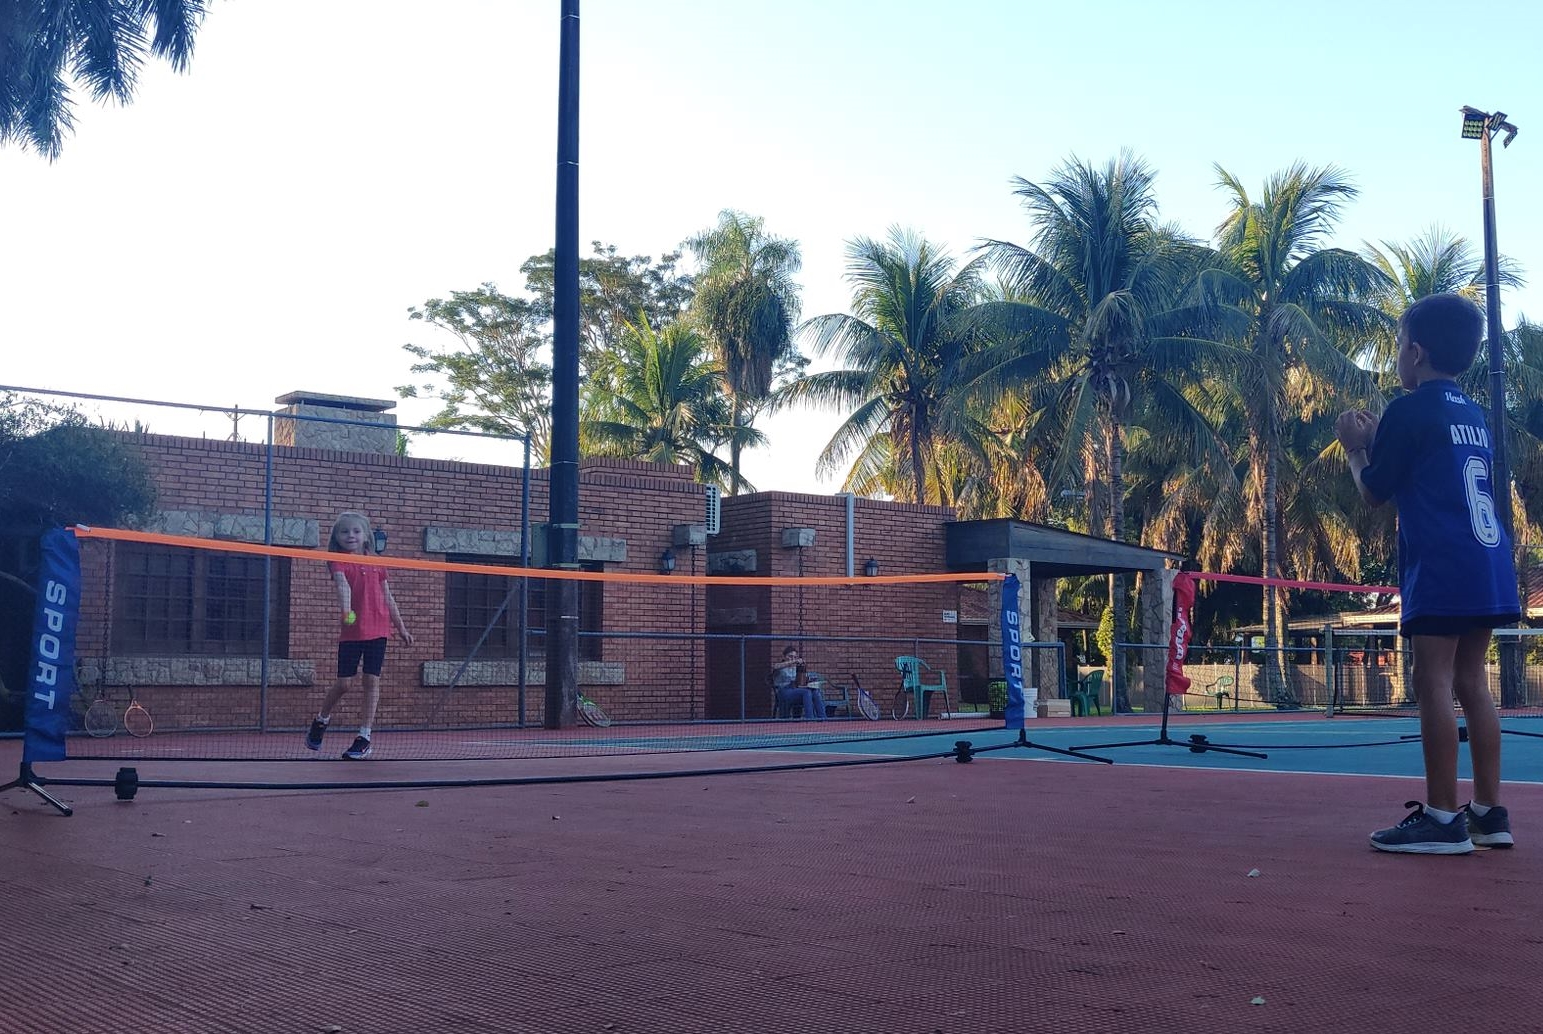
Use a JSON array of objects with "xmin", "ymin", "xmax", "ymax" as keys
[{"xmin": 1, "ymin": 0, "xmax": 208, "ymax": 160}]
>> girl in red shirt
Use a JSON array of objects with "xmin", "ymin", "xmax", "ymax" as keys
[{"xmin": 305, "ymin": 511, "xmax": 413, "ymax": 759}]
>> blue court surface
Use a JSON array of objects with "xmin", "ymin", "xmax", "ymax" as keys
[{"xmin": 787, "ymin": 717, "xmax": 1543, "ymax": 784}]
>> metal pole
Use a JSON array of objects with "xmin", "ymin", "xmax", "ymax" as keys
[
  {"xmin": 1479, "ymin": 118, "xmax": 1523, "ymax": 709},
  {"xmin": 518, "ymin": 435, "xmax": 531, "ymax": 727},
  {"xmin": 546, "ymin": 0, "xmax": 581, "ymax": 730},
  {"xmin": 259, "ymin": 415, "xmax": 274, "ymax": 732},
  {"xmin": 1480, "ymin": 122, "xmax": 1510, "ymax": 535}
]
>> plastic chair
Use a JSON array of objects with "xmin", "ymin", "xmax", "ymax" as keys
[
  {"xmin": 1071, "ymin": 670, "xmax": 1104, "ymax": 717},
  {"xmin": 892, "ymin": 656, "xmax": 952, "ymax": 719},
  {"xmin": 1203, "ymin": 674, "xmax": 1235, "ymax": 710}
]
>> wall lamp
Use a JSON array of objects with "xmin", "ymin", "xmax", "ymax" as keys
[
  {"xmin": 863, "ymin": 558, "xmax": 880, "ymax": 577},
  {"xmin": 659, "ymin": 548, "xmax": 677, "ymax": 575},
  {"xmin": 373, "ymin": 529, "xmax": 388, "ymax": 554}
]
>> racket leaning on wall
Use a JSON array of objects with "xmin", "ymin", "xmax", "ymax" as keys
[
  {"xmin": 577, "ymin": 694, "xmax": 613, "ymax": 728},
  {"xmin": 123, "ymin": 687, "xmax": 154, "ymax": 738},
  {"xmin": 851, "ymin": 674, "xmax": 882, "ymax": 721}
]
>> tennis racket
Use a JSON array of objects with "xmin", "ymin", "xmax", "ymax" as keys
[
  {"xmin": 124, "ymin": 689, "xmax": 154, "ymax": 738},
  {"xmin": 577, "ymin": 694, "xmax": 612, "ymax": 728},
  {"xmin": 852, "ymin": 674, "xmax": 881, "ymax": 721},
  {"xmin": 78, "ymin": 662, "xmax": 117, "ymax": 738}
]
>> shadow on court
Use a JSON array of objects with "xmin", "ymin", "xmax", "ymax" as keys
[{"xmin": 4, "ymin": 735, "xmax": 1543, "ymax": 1033}]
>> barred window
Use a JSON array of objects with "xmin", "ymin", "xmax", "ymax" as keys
[
  {"xmin": 445, "ymin": 556, "xmax": 602, "ymax": 661},
  {"xmin": 111, "ymin": 544, "xmax": 291, "ymax": 656}
]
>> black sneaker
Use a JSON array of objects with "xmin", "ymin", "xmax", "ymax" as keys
[
  {"xmin": 305, "ymin": 718, "xmax": 328, "ymax": 751},
  {"xmin": 1464, "ymin": 803, "xmax": 1514, "ymax": 848},
  {"xmin": 1369, "ymin": 802, "xmax": 1473, "ymax": 855},
  {"xmin": 342, "ymin": 735, "xmax": 372, "ymax": 760}
]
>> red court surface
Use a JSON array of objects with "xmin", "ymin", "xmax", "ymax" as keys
[{"xmin": 4, "ymin": 743, "xmax": 1542, "ymax": 1033}]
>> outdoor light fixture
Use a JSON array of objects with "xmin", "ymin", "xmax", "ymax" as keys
[
  {"xmin": 1461, "ymin": 106, "xmax": 1488, "ymax": 139},
  {"xmin": 373, "ymin": 529, "xmax": 388, "ymax": 554},
  {"xmin": 659, "ymin": 548, "xmax": 676, "ymax": 575},
  {"xmin": 863, "ymin": 558, "xmax": 880, "ymax": 577}
]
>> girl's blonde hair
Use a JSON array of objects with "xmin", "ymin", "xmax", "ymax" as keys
[{"xmin": 328, "ymin": 511, "xmax": 376, "ymax": 554}]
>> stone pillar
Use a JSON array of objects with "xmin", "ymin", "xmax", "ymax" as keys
[
  {"xmin": 1031, "ymin": 576, "xmax": 1060, "ymax": 698},
  {"xmin": 986, "ymin": 558, "xmax": 1032, "ymax": 703},
  {"xmin": 1135, "ymin": 567, "xmax": 1178, "ymax": 712}
]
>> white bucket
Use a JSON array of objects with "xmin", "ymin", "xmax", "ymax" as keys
[{"xmin": 1025, "ymin": 685, "xmax": 1039, "ymax": 718}]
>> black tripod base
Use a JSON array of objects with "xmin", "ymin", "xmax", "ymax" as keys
[
  {"xmin": 959, "ymin": 728, "xmax": 1114, "ymax": 765},
  {"xmin": 1074, "ymin": 732, "xmax": 1267, "ymax": 760},
  {"xmin": 1, "ymin": 762, "xmax": 73, "ymax": 816},
  {"xmin": 1073, "ymin": 697, "xmax": 1268, "ymax": 760}
]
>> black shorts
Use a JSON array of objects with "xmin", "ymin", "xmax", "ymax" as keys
[
  {"xmin": 1400, "ymin": 613, "xmax": 1519, "ymax": 639},
  {"xmin": 338, "ymin": 638, "xmax": 388, "ymax": 677}
]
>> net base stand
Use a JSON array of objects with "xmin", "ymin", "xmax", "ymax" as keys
[
  {"xmin": 957, "ymin": 727, "xmax": 1114, "ymax": 765},
  {"xmin": 1, "ymin": 762, "xmax": 74, "ymax": 816},
  {"xmin": 1074, "ymin": 696, "xmax": 1268, "ymax": 760}
]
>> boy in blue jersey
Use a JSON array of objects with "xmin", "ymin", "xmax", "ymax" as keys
[{"xmin": 1337, "ymin": 293, "xmax": 1520, "ymax": 855}]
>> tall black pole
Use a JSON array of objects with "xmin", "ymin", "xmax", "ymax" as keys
[
  {"xmin": 1479, "ymin": 122, "xmax": 1510, "ymax": 534},
  {"xmin": 1478, "ymin": 113, "xmax": 1520, "ymax": 708},
  {"xmin": 546, "ymin": 0, "xmax": 581, "ymax": 729}
]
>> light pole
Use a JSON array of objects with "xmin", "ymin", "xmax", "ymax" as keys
[{"xmin": 1461, "ymin": 105, "xmax": 1520, "ymax": 706}]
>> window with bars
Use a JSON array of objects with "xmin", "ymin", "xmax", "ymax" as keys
[
  {"xmin": 445, "ymin": 556, "xmax": 603, "ymax": 661},
  {"xmin": 111, "ymin": 543, "xmax": 291, "ymax": 656}
]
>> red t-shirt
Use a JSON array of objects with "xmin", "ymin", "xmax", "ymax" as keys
[{"xmin": 328, "ymin": 560, "xmax": 392, "ymax": 641}]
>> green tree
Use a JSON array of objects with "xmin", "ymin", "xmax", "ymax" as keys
[
  {"xmin": 0, "ymin": 394, "xmax": 158, "ymax": 730},
  {"xmin": 1, "ymin": 0, "xmax": 208, "ymax": 160},
  {"xmin": 784, "ymin": 227, "xmax": 985, "ymax": 503},
  {"xmin": 686, "ymin": 210, "xmax": 805, "ymax": 495},
  {"xmin": 399, "ymin": 244, "xmax": 695, "ymax": 460},
  {"xmin": 398, "ymin": 284, "xmax": 553, "ymax": 458},
  {"xmin": 581, "ymin": 317, "xmax": 755, "ymax": 490},
  {"xmin": 1205, "ymin": 162, "xmax": 1391, "ymax": 697},
  {"xmin": 969, "ymin": 153, "xmax": 1240, "ymax": 705}
]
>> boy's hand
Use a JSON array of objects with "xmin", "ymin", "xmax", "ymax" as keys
[{"xmin": 1335, "ymin": 409, "xmax": 1376, "ymax": 452}]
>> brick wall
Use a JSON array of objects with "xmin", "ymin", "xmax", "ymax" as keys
[
  {"xmin": 705, "ymin": 492, "xmax": 964, "ymax": 717},
  {"xmin": 79, "ymin": 434, "xmax": 709, "ymax": 731}
]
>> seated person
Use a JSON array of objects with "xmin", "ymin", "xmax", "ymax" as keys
[{"xmin": 772, "ymin": 645, "xmax": 827, "ymax": 720}]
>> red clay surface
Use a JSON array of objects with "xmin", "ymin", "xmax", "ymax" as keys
[{"xmin": 4, "ymin": 740, "xmax": 1542, "ymax": 1033}]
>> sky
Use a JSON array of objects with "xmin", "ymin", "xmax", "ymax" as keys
[{"xmin": 3, "ymin": 0, "xmax": 1541, "ymax": 495}]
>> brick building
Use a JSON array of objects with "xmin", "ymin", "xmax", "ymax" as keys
[{"xmin": 71, "ymin": 391, "xmax": 1182, "ymax": 733}]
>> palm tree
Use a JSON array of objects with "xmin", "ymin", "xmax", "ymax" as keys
[
  {"xmin": 1359, "ymin": 225, "xmax": 1525, "ymax": 378},
  {"xmin": 581, "ymin": 316, "xmax": 755, "ymax": 490},
  {"xmin": 967, "ymin": 153, "xmax": 1241, "ymax": 706},
  {"xmin": 685, "ymin": 211, "xmax": 804, "ymax": 495},
  {"xmin": 1205, "ymin": 162, "xmax": 1391, "ymax": 698},
  {"xmin": 780, "ymin": 227, "xmax": 985, "ymax": 503},
  {"xmin": 2, "ymin": 0, "xmax": 209, "ymax": 160}
]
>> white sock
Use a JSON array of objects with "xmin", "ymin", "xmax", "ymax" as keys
[
  {"xmin": 316, "ymin": 714, "xmax": 330, "ymax": 725},
  {"xmin": 1425, "ymin": 805, "xmax": 1458, "ymax": 824},
  {"xmin": 358, "ymin": 726, "xmax": 371, "ymax": 740},
  {"xmin": 1469, "ymin": 802, "xmax": 1493, "ymax": 816}
]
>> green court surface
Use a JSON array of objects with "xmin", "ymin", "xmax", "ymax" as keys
[{"xmin": 786, "ymin": 716, "xmax": 1543, "ymax": 783}]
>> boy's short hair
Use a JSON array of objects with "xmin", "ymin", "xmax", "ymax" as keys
[
  {"xmin": 782, "ymin": 646, "xmax": 798, "ymax": 657},
  {"xmin": 1400, "ymin": 293, "xmax": 1484, "ymax": 375}
]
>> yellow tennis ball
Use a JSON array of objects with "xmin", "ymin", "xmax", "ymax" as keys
[{"xmin": 345, "ymin": 610, "xmax": 357, "ymax": 625}]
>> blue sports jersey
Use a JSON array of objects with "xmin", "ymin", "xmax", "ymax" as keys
[{"xmin": 1360, "ymin": 379, "xmax": 1519, "ymax": 624}]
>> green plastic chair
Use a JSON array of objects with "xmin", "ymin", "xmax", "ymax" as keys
[
  {"xmin": 1071, "ymin": 669, "xmax": 1104, "ymax": 717},
  {"xmin": 893, "ymin": 655, "xmax": 952, "ymax": 719}
]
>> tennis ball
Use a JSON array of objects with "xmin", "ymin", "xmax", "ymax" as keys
[{"xmin": 344, "ymin": 610, "xmax": 357, "ymax": 625}]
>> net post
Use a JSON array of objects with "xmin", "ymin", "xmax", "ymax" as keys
[
  {"xmin": 0, "ymin": 763, "xmax": 73, "ymax": 817},
  {"xmin": 1323, "ymin": 624, "xmax": 1336, "ymax": 718}
]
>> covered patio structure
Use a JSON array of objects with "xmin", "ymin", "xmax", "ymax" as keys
[{"xmin": 946, "ymin": 519, "xmax": 1183, "ymax": 712}]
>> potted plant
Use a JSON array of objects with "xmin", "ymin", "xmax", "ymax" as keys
[{"xmin": 987, "ymin": 680, "xmax": 1008, "ymax": 719}]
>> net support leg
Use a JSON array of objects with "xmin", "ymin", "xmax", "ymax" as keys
[
  {"xmin": 959, "ymin": 728, "xmax": 1115, "ymax": 765},
  {"xmin": 0, "ymin": 762, "xmax": 74, "ymax": 817},
  {"xmin": 1074, "ymin": 697, "xmax": 1268, "ymax": 760}
]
